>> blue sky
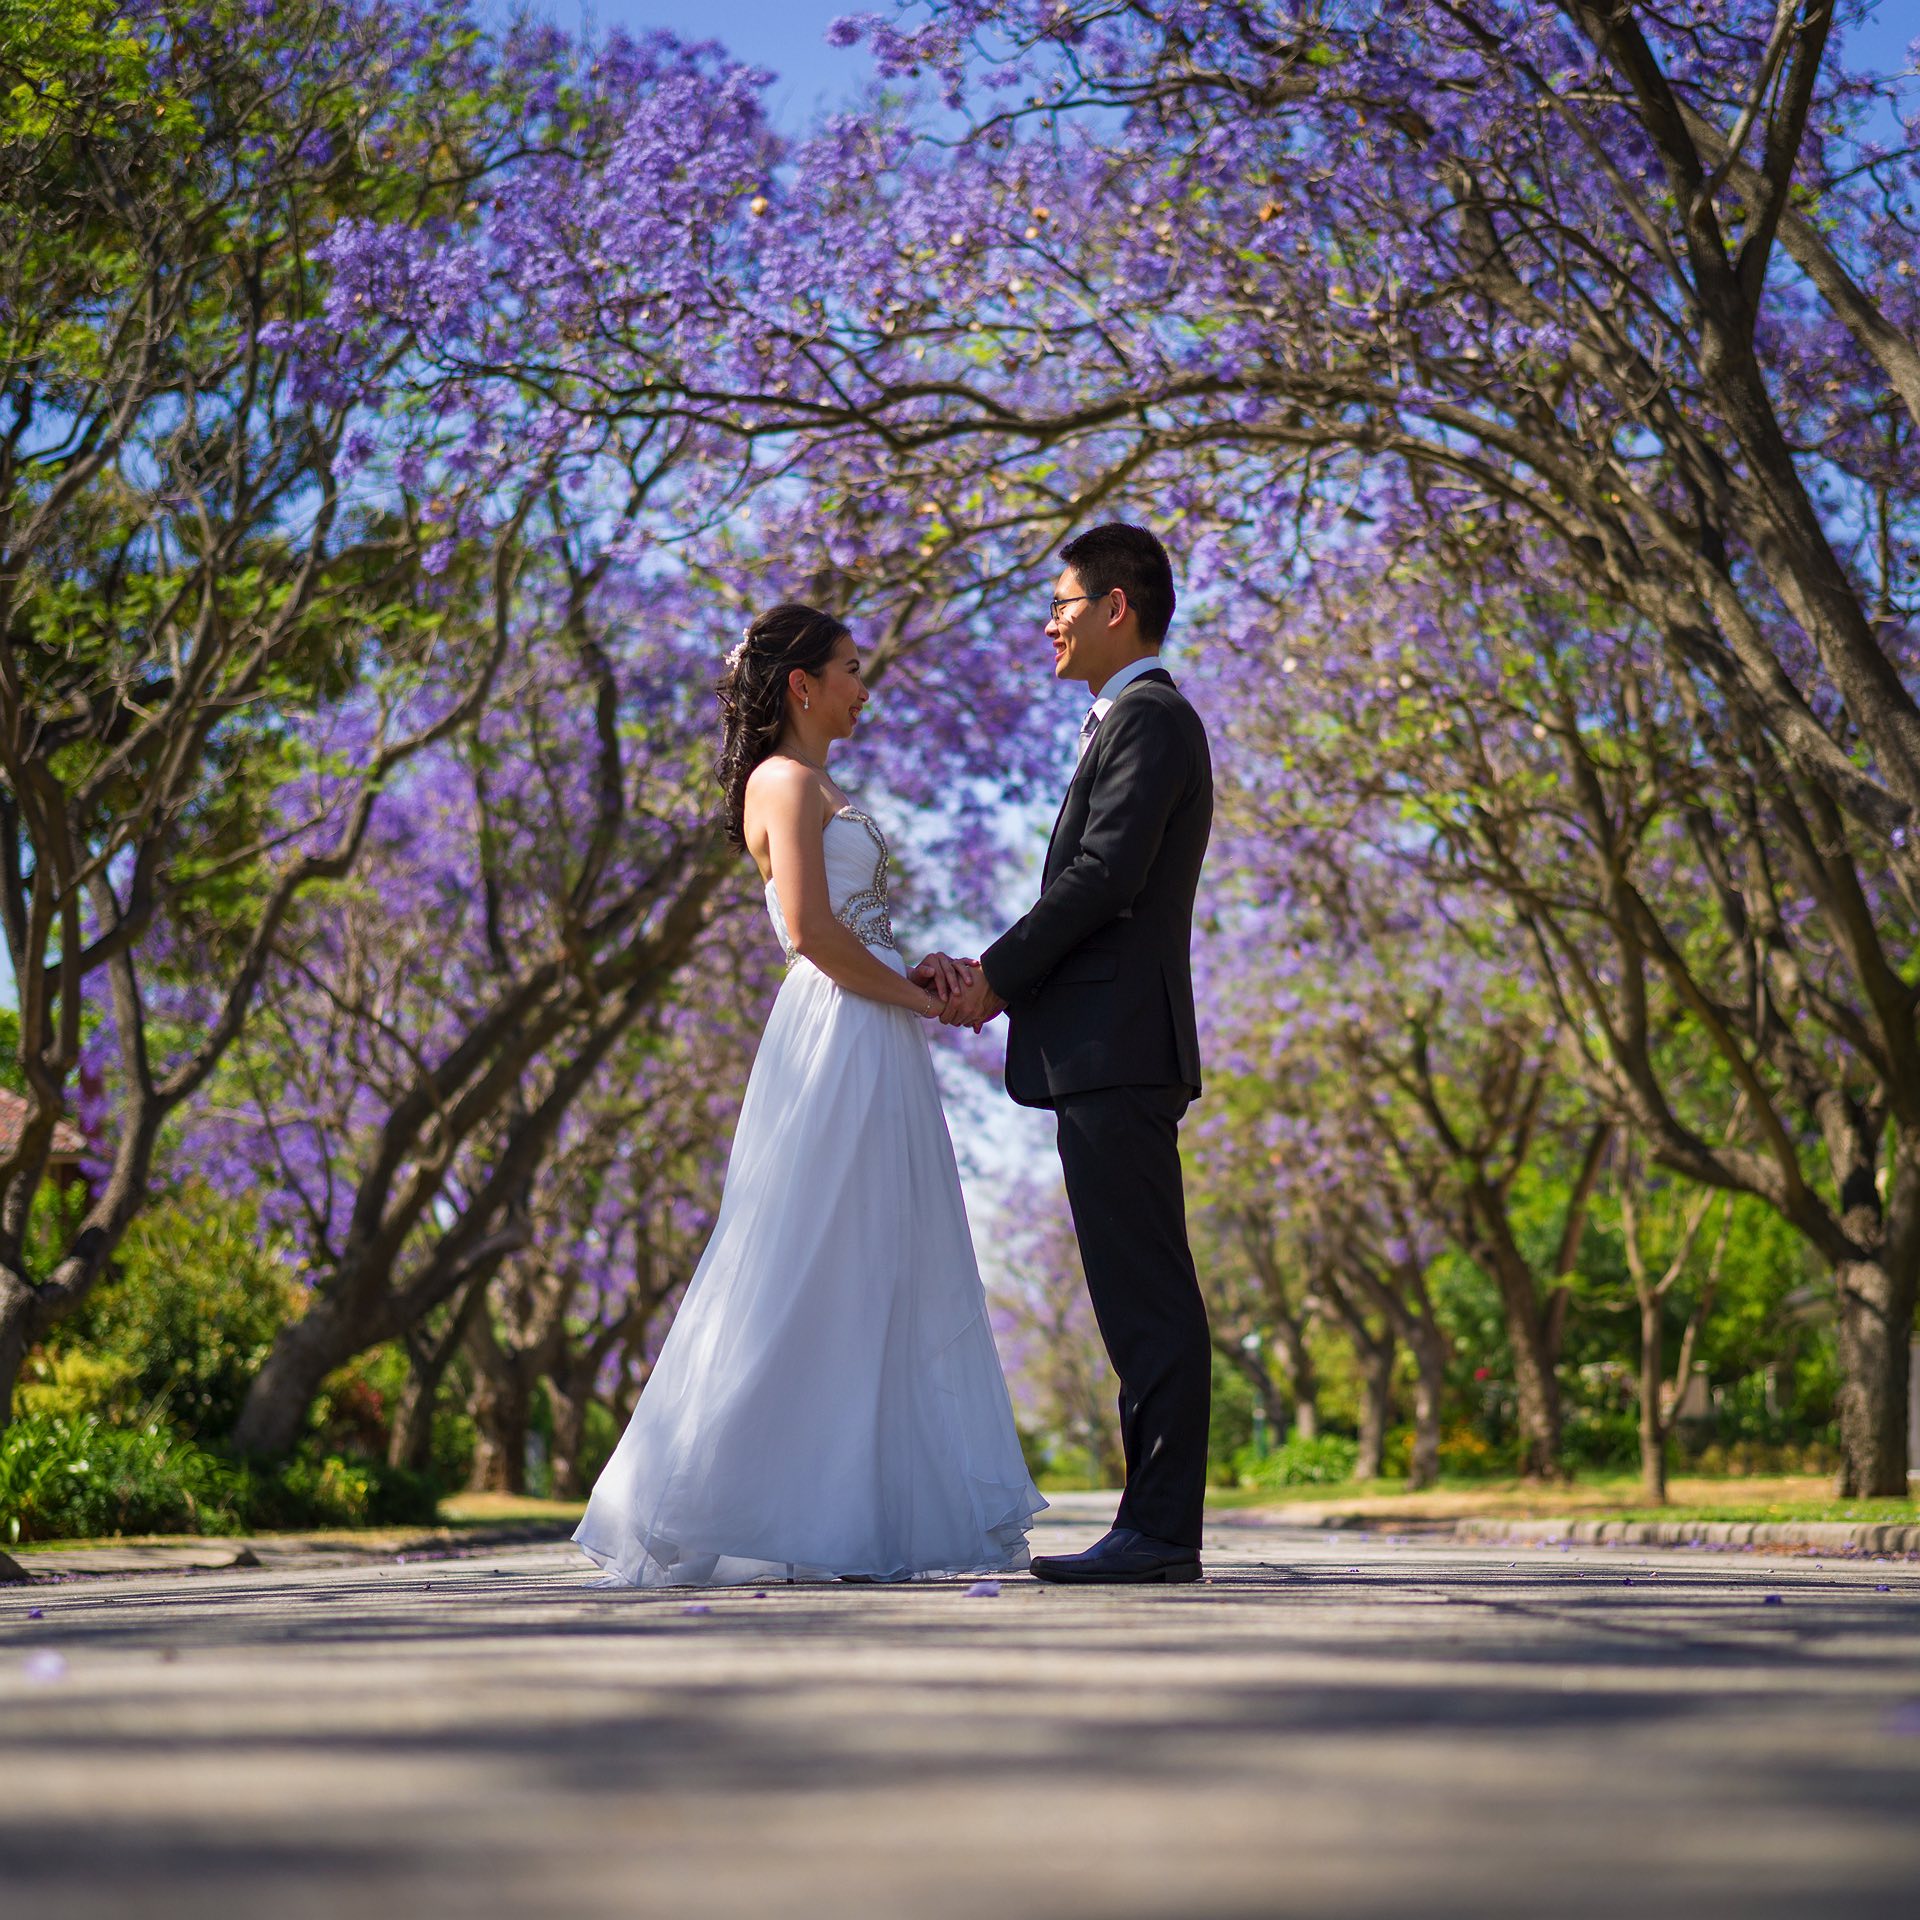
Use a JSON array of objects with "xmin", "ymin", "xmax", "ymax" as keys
[
  {"xmin": 523, "ymin": 1, "xmax": 875, "ymax": 124},
  {"xmin": 579, "ymin": 2, "xmax": 1915, "ymax": 123}
]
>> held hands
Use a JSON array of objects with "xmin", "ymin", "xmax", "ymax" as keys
[
  {"xmin": 944, "ymin": 961, "xmax": 1005, "ymax": 1031},
  {"xmin": 909, "ymin": 951, "xmax": 971, "ymax": 1011},
  {"xmin": 908, "ymin": 954, "xmax": 1006, "ymax": 1031}
]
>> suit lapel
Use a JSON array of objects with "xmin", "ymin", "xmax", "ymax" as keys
[{"xmin": 1040, "ymin": 667, "xmax": 1176, "ymax": 881}]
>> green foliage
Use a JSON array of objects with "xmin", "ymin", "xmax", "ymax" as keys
[
  {"xmin": 574, "ymin": 1399, "xmax": 619, "ymax": 1493},
  {"xmin": 306, "ymin": 1343, "xmax": 404, "ymax": 1461},
  {"xmin": 1, "ymin": 1414, "xmax": 243, "ymax": 1543},
  {"xmin": 1208, "ymin": 1349, "xmax": 1254, "ymax": 1469},
  {"xmin": 1686, "ymin": 1438, "xmax": 1841, "ymax": 1477},
  {"xmin": 1230, "ymin": 1432, "xmax": 1362, "ymax": 1490},
  {"xmin": 1379, "ymin": 1422, "xmax": 1517, "ymax": 1479},
  {"xmin": 1559, "ymin": 1401, "xmax": 1641, "ymax": 1473},
  {"xmin": 236, "ymin": 1450, "xmax": 438, "ymax": 1533},
  {"xmin": 0, "ymin": 1006, "xmax": 22, "ymax": 1095},
  {"xmin": 0, "ymin": 1412, "xmax": 438, "ymax": 1543},
  {"xmin": 21, "ymin": 1186, "xmax": 305, "ymax": 1440}
]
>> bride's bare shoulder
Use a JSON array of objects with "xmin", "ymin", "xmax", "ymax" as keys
[
  {"xmin": 743, "ymin": 759, "xmax": 832, "ymax": 875},
  {"xmin": 745, "ymin": 754, "xmax": 827, "ymax": 815}
]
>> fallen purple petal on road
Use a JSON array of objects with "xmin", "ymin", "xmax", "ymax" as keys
[
  {"xmin": 752, "ymin": 1592, "xmax": 767, "ymax": 1599},
  {"xmin": 23, "ymin": 1651, "xmax": 67, "ymax": 1683},
  {"xmin": 681, "ymin": 1603, "xmax": 712, "ymax": 1616},
  {"xmin": 966, "ymin": 1580, "xmax": 1000, "ymax": 1598},
  {"xmin": 1876, "ymin": 1585, "xmax": 1892, "ymax": 1592},
  {"xmin": 1763, "ymin": 1594, "xmax": 1783, "ymax": 1605},
  {"xmin": 25, "ymin": 1608, "xmax": 42, "ymax": 1620}
]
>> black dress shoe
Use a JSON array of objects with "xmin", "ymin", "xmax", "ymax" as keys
[{"xmin": 1030, "ymin": 1527, "xmax": 1202, "ymax": 1585}]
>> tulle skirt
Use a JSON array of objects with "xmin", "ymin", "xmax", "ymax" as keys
[{"xmin": 573, "ymin": 947, "xmax": 1045, "ymax": 1586}]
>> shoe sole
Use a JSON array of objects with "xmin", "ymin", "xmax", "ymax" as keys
[{"xmin": 1030, "ymin": 1562, "xmax": 1203, "ymax": 1585}]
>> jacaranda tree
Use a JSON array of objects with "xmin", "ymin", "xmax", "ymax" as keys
[
  {"xmin": 815, "ymin": 0, "xmax": 1919, "ymax": 1491},
  {"xmin": 0, "ymin": 0, "xmax": 590, "ymax": 1423}
]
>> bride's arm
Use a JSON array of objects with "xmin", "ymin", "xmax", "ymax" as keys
[{"xmin": 751, "ymin": 761, "xmax": 945, "ymax": 1017}]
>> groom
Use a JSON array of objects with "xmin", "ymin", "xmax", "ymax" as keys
[{"xmin": 940, "ymin": 522, "xmax": 1213, "ymax": 1584}]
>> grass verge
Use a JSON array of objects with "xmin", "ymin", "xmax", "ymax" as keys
[{"xmin": 1206, "ymin": 1472, "xmax": 1916, "ymax": 1526}]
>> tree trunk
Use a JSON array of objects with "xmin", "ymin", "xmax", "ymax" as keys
[
  {"xmin": 228, "ymin": 1298, "xmax": 365, "ymax": 1457},
  {"xmin": 1639, "ymin": 1287, "xmax": 1669, "ymax": 1506},
  {"xmin": 465, "ymin": 1313, "xmax": 534, "ymax": 1495},
  {"xmin": 467, "ymin": 1375, "xmax": 531, "ymax": 1494},
  {"xmin": 387, "ymin": 1278, "xmax": 489, "ymax": 1474},
  {"xmin": 547, "ymin": 1368, "xmax": 592, "ymax": 1499},
  {"xmin": 1472, "ymin": 1208, "xmax": 1564, "ymax": 1478},
  {"xmin": 1354, "ymin": 1328, "xmax": 1396, "ymax": 1482},
  {"xmin": 387, "ymin": 1364, "xmax": 441, "ymax": 1477},
  {"xmin": 1268, "ymin": 1317, "xmax": 1319, "ymax": 1438},
  {"xmin": 0, "ymin": 1272, "xmax": 36, "ymax": 1427},
  {"xmin": 1833, "ymin": 1254, "xmax": 1915, "ymax": 1496},
  {"xmin": 1215, "ymin": 1339, "xmax": 1291, "ymax": 1448},
  {"xmin": 1407, "ymin": 1325, "xmax": 1447, "ymax": 1491}
]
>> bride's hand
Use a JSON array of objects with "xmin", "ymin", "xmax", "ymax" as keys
[{"xmin": 910, "ymin": 952, "xmax": 969, "ymax": 1004}]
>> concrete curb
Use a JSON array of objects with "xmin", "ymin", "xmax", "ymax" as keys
[
  {"xmin": 11, "ymin": 1519, "xmax": 581, "ymax": 1581},
  {"xmin": 1456, "ymin": 1515, "xmax": 1920, "ymax": 1554}
]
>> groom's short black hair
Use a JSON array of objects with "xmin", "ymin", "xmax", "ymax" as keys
[{"xmin": 1059, "ymin": 522, "xmax": 1176, "ymax": 647}]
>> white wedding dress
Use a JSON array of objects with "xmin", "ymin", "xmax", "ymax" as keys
[{"xmin": 574, "ymin": 801, "xmax": 1045, "ymax": 1586}]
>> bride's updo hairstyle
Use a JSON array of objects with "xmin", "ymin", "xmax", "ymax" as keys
[{"xmin": 716, "ymin": 601, "xmax": 851, "ymax": 848}]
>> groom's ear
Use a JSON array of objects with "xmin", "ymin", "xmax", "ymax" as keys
[{"xmin": 1106, "ymin": 587, "xmax": 1146, "ymax": 643}]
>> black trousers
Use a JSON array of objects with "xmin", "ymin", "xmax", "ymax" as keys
[{"xmin": 1053, "ymin": 1083, "xmax": 1211, "ymax": 1550}]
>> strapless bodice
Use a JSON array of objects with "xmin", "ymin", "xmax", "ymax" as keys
[{"xmin": 765, "ymin": 805, "xmax": 897, "ymax": 962}]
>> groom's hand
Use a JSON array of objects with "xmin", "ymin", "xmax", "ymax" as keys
[
  {"xmin": 942, "ymin": 962, "xmax": 1006, "ymax": 1030},
  {"xmin": 969, "ymin": 981, "xmax": 1007, "ymax": 1032}
]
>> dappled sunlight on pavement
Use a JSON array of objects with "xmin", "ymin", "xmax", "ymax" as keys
[{"xmin": 3, "ymin": 1507, "xmax": 1918, "ymax": 1919}]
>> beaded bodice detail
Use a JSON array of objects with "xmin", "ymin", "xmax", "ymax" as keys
[{"xmin": 764, "ymin": 804, "xmax": 898, "ymax": 964}]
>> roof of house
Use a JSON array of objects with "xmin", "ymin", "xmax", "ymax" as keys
[{"xmin": 0, "ymin": 1088, "xmax": 86, "ymax": 1162}]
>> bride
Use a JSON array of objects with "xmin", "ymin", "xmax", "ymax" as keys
[{"xmin": 573, "ymin": 601, "xmax": 1046, "ymax": 1586}]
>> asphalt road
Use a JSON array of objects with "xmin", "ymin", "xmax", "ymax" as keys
[{"xmin": 5, "ymin": 1499, "xmax": 1918, "ymax": 1919}]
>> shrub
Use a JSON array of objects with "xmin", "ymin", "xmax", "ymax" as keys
[
  {"xmin": 1560, "ymin": 1404, "xmax": 1641, "ymax": 1473},
  {"xmin": 1208, "ymin": 1352, "xmax": 1255, "ymax": 1471},
  {"xmin": 1436, "ymin": 1423, "xmax": 1513, "ymax": 1478},
  {"xmin": 19, "ymin": 1186, "xmax": 305, "ymax": 1441},
  {"xmin": 1687, "ymin": 1438, "xmax": 1842, "ymax": 1478},
  {"xmin": 0, "ymin": 1414, "xmax": 439, "ymax": 1544},
  {"xmin": 237, "ymin": 1452, "xmax": 438, "ymax": 1532},
  {"xmin": 16, "ymin": 1348, "xmax": 141, "ymax": 1422},
  {"xmin": 1232, "ymin": 1431, "xmax": 1361, "ymax": 1490},
  {"xmin": 1, "ymin": 1414, "xmax": 245, "ymax": 1544}
]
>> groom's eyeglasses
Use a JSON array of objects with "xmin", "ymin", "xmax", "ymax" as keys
[{"xmin": 1048, "ymin": 593, "xmax": 1099, "ymax": 620}]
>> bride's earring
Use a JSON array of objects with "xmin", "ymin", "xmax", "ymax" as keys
[{"xmin": 801, "ymin": 691, "xmax": 810, "ymax": 711}]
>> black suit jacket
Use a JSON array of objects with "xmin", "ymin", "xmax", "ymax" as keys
[{"xmin": 980, "ymin": 667, "xmax": 1212, "ymax": 1109}]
